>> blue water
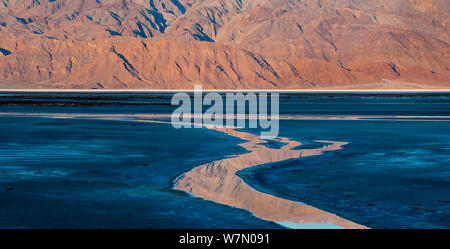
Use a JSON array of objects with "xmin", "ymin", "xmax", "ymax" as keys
[
  {"xmin": 1, "ymin": 93, "xmax": 450, "ymax": 228},
  {"xmin": 239, "ymin": 119, "xmax": 450, "ymax": 228},
  {"xmin": 0, "ymin": 115, "xmax": 280, "ymax": 228},
  {"xmin": 277, "ymin": 222, "xmax": 342, "ymax": 229}
]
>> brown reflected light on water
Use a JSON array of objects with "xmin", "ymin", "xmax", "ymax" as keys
[
  {"xmin": 3, "ymin": 112, "xmax": 368, "ymax": 228},
  {"xmin": 173, "ymin": 127, "xmax": 367, "ymax": 229}
]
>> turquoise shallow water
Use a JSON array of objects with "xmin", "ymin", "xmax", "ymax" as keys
[
  {"xmin": 0, "ymin": 93, "xmax": 449, "ymax": 228},
  {"xmin": 277, "ymin": 222, "xmax": 343, "ymax": 229}
]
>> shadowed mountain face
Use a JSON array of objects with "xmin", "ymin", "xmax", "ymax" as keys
[{"xmin": 0, "ymin": 0, "xmax": 448, "ymax": 89}]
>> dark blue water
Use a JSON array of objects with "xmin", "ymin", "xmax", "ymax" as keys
[
  {"xmin": 1, "ymin": 93, "xmax": 450, "ymax": 228},
  {"xmin": 0, "ymin": 115, "xmax": 280, "ymax": 228},
  {"xmin": 239, "ymin": 120, "xmax": 450, "ymax": 229}
]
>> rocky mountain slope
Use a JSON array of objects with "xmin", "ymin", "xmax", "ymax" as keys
[{"xmin": 0, "ymin": 0, "xmax": 448, "ymax": 89}]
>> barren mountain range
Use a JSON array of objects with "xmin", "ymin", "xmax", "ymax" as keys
[{"xmin": 0, "ymin": 0, "xmax": 448, "ymax": 89}]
